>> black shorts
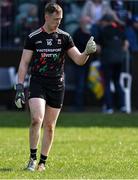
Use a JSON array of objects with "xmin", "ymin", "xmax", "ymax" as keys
[{"xmin": 28, "ymin": 75, "xmax": 65, "ymax": 108}]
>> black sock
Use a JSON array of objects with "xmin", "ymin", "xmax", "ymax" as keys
[
  {"xmin": 38, "ymin": 154, "xmax": 48, "ymax": 165},
  {"xmin": 30, "ymin": 149, "xmax": 37, "ymax": 160}
]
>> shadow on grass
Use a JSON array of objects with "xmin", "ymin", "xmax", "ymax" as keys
[
  {"xmin": 57, "ymin": 112, "xmax": 138, "ymax": 128},
  {"xmin": 0, "ymin": 168, "xmax": 13, "ymax": 172},
  {"xmin": 0, "ymin": 111, "xmax": 138, "ymax": 128}
]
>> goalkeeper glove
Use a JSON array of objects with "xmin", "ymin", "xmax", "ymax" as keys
[
  {"xmin": 14, "ymin": 83, "xmax": 25, "ymax": 108},
  {"xmin": 84, "ymin": 36, "xmax": 97, "ymax": 55}
]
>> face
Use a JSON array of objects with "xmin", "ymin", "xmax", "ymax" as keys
[
  {"xmin": 45, "ymin": 11, "xmax": 63, "ymax": 31},
  {"xmin": 80, "ymin": 16, "xmax": 92, "ymax": 33}
]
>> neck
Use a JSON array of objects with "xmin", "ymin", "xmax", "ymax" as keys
[{"xmin": 43, "ymin": 23, "xmax": 57, "ymax": 34}]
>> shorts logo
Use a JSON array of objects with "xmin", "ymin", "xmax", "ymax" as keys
[{"xmin": 46, "ymin": 39, "xmax": 53, "ymax": 46}]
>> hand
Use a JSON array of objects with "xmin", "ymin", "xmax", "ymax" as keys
[
  {"xmin": 14, "ymin": 83, "xmax": 25, "ymax": 108},
  {"xmin": 84, "ymin": 36, "xmax": 97, "ymax": 55}
]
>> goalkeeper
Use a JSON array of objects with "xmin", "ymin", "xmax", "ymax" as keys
[{"xmin": 15, "ymin": 2, "xmax": 96, "ymax": 172}]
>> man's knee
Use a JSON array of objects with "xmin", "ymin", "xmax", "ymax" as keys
[
  {"xmin": 31, "ymin": 116, "xmax": 43, "ymax": 127},
  {"xmin": 43, "ymin": 121, "xmax": 55, "ymax": 132}
]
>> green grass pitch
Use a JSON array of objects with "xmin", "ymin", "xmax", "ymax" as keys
[{"xmin": 0, "ymin": 111, "xmax": 138, "ymax": 179}]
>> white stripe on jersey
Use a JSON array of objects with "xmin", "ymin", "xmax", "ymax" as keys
[
  {"xmin": 29, "ymin": 28, "xmax": 42, "ymax": 38},
  {"xmin": 57, "ymin": 28, "xmax": 70, "ymax": 36}
]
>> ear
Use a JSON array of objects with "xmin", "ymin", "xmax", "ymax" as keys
[{"xmin": 44, "ymin": 14, "xmax": 49, "ymax": 21}]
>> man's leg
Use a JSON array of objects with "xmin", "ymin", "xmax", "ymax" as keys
[
  {"xmin": 113, "ymin": 64, "xmax": 125, "ymax": 111},
  {"xmin": 27, "ymin": 98, "xmax": 46, "ymax": 171},
  {"xmin": 37, "ymin": 105, "xmax": 61, "ymax": 171},
  {"xmin": 102, "ymin": 63, "xmax": 113, "ymax": 112}
]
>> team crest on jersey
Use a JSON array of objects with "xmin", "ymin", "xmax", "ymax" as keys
[
  {"xmin": 46, "ymin": 39, "xmax": 53, "ymax": 46},
  {"xmin": 57, "ymin": 39, "xmax": 61, "ymax": 45}
]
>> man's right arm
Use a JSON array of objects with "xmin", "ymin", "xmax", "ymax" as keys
[
  {"xmin": 14, "ymin": 49, "xmax": 33, "ymax": 108},
  {"xmin": 17, "ymin": 49, "xmax": 33, "ymax": 84}
]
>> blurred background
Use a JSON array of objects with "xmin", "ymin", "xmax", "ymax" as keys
[{"xmin": 0, "ymin": 0, "xmax": 138, "ymax": 113}]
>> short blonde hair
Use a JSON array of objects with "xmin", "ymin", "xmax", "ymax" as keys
[{"xmin": 44, "ymin": 3, "xmax": 62, "ymax": 15}]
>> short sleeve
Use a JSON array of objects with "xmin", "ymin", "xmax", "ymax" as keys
[
  {"xmin": 64, "ymin": 34, "xmax": 74, "ymax": 51},
  {"xmin": 24, "ymin": 36, "xmax": 35, "ymax": 51}
]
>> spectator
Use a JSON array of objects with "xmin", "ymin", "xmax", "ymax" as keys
[
  {"xmin": 72, "ymin": 16, "xmax": 92, "ymax": 111},
  {"xmin": 14, "ymin": 3, "xmax": 39, "ymax": 47},
  {"xmin": 125, "ymin": 14, "xmax": 138, "ymax": 77},
  {"xmin": 125, "ymin": 14, "xmax": 138, "ymax": 110},
  {"xmin": 98, "ymin": 14, "xmax": 129, "ymax": 113},
  {"xmin": 82, "ymin": 0, "xmax": 125, "ymax": 26},
  {"xmin": 1, "ymin": 0, "xmax": 14, "ymax": 48},
  {"xmin": 64, "ymin": 0, "xmax": 85, "ymax": 35},
  {"xmin": 110, "ymin": 0, "xmax": 130, "ymax": 24},
  {"xmin": 125, "ymin": 15, "xmax": 138, "ymax": 53}
]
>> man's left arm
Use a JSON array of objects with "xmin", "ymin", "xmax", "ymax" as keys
[{"xmin": 67, "ymin": 36, "xmax": 96, "ymax": 65}]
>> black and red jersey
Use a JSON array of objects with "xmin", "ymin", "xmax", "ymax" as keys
[{"xmin": 24, "ymin": 27, "xmax": 74, "ymax": 78}]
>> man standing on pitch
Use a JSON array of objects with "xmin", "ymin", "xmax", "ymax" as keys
[{"xmin": 15, "ymin": 2, "xmax": 96, "ymax": 172}]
